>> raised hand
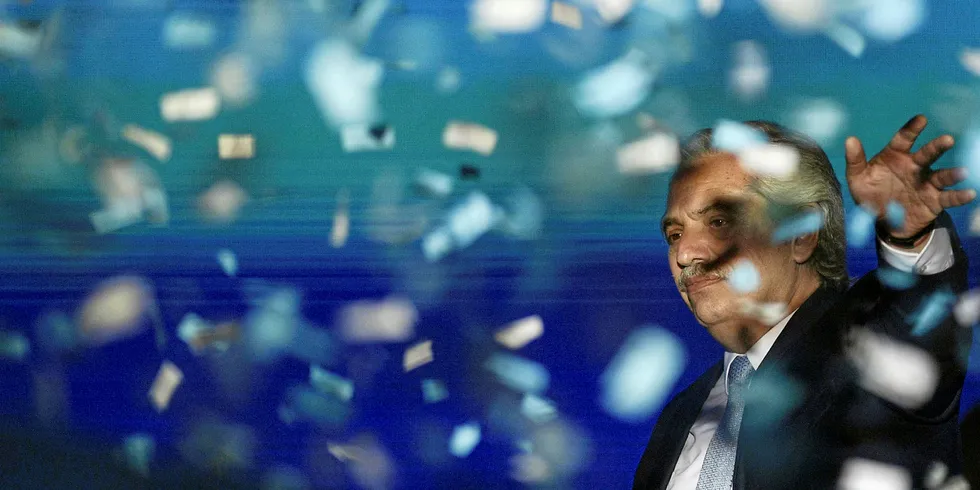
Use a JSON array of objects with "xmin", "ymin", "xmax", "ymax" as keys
[{"xmin": 845, "ymin": 114, "xmax": 976, "ymax": 239}]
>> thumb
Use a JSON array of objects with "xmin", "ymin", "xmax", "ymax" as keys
[{"xmin": 845, "ymin": 136, "xmax": 867, "ymax": 175}]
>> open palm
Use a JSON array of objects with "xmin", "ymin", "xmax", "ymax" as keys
[{"xmin": 845, "ymin": 115, "xmax": 976, "ymax": 238}]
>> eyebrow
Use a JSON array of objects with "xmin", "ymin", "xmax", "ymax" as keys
[{"xmin": 660, "ymin": 199, "xmax": 741, "ymax": 238}]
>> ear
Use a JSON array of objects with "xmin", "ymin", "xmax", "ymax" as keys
[{"xmin": 791, "ymin": 231, "xmax": 819, "ymax": 264}]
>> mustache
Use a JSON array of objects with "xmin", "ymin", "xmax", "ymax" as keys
[{"xmin": 676, "ymin": 247, "xmax": 739, "ymax": 293}]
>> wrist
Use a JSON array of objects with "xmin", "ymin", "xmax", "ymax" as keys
[{"xmin": 875, "ymin": 219, "xmax": 935, "ymax": 249}]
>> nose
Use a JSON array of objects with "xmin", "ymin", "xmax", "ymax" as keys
[{"xmin": 675, "ymin": 229, "xmax": 716, "ymax": 269}]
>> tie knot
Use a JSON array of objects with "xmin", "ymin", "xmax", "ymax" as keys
[{"xmin": 728, "ymin": 355, "xmax": 754, "ymax": 389}]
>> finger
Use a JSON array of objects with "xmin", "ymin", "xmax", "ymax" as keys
[
  {"xmin": 887, "ymin": 114, "xmax": 928, "ymax": 153},
  {"xmin": 913, "ymin": 134, "xmax": 955, "ymax": 167},
  {"xmin": 938, "ymin": 188, "xmax": 978, "ymax": 209},
  {"xmin": 928, "ymin": 167, "xmax": 969, "ymax": 189},
  {"xmin": 845, "ymin": 136, "xmax": 867, "ymax": 175}
]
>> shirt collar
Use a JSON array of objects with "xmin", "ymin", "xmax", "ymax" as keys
[{"xmin": 722, "ymin": 308, "xmax": 799, "ymax": 395}]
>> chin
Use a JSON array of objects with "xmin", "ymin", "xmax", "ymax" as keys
[{"xmin": 691, "ymin": 295, "xmax": 734, "ymax": 327}]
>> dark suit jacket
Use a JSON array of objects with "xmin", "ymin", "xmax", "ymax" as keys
[{"xmin": 634, "ymin": 211, "xmax": 971, "ymax": 490}]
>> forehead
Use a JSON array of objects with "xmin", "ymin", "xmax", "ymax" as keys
[{"xmin": 666, "ymin": 153, "xmax": 754, "ymax": 210}]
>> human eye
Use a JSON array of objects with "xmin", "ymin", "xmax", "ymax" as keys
[
  {"xmin": 709, "ymin": 216, "xmax": 730, "ymax": 228},
  {"xmin": 665, "ymin": 231, "xmax": 681, "ymax": 244}
]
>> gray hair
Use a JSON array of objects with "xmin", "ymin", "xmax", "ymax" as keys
[{"xmin": 671, "ymin": 120, "xmax": 848, "ymax": 291}]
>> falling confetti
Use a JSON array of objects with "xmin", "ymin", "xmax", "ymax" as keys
[
  {"xmin": 960, "ymin": 48, "xmax": 980, "ymax": 77},
  {"xmin": 160, "ymin": 87, "xmax": 221, "ymax": 122},
  {"xmin": 847, "ymin": 204, "xmax": 879, "ymax": 248},
  {"xmin": 849, "ymin": 328, "xmax": 939, "ymax": 409},
  {"xmin": 470, "ymin": 0, "xmax": 548, "ymax": 34},
  {"xmin": 574, "ymin": 49, "xmax": 656, "ymax": 119},
  {"xmin": 331, "ymin": 188, "xmax": 350, "ymax": 248},
  {"xmin": 925, "ymin": 461, "xmax": 949, "ymax": 489},
  {"xmin": 697, "ymin": 0, "xmax": 723, "ymax": 18},
  {"xmin": 876, "ymin": 267, "xmax": 919, "ymax": 290},
  {"xmin": 210, "ymin": 52, "xmax": 258, "ymax": 106},
  {"xmin": 310, "ymin": 365, "xmax": 354, "ymax": 402},
  {"xmin": 838, "ymin": 458, "xmax": 912, "ymax": 490},
  {"xmin": 712, "ymin": 119, "xmax": 768, "ymax": 152},
  {"xmin": 616, "ymin": 132, "xmax": 680, "ymax": 174},
  {"xmin": 198, "ymin": 180, "xmax": 249, "ymax": 223},
  {"xmin": 521, "ymin": 394, "xmax": 558, "ymax": 424},
  {"xmin": 218, "ymin": 134, "xmax": 256, "ymax": 159},
  {"xmin": 422, "ymin": 228, "xmax": 454, "ymax": 262},
  {"xmin": 599, "ymin": 326, "xmax": 686, "ymax": 422},
  {"xmin": 909, "ymin": 290, "xmax": 956, "ymax": 336},
  {"xmin": 825, "ymin": 21, "xmax": 866, "ymax": 58},
  {"xmin": 729, "ymin": 41, "xmax": 770, "ymax": 101},
  {"xmin": 788, "ymin": 98, "xmax": 848, "ymax": 145},
  {"xmin": 727, "ymin": 259, "xmax": 761, "ymax": 294},
  {"xmin": 758, "ymin": 0, "xmax": 832, "ymax": 32},
  {"xmin": 162, "ymin": 13, "xmax": 215, "ymax": 49},
  {"xmin": 216, "ymin": 249, "xmax": 238, "ymax": 276},
  {"xmin": 0, "ymin": 21, "xmax": 41, "ymax": 58},
  {"xmin": 953, "ymin": 288, "xmax": 980, "ymax": 327},
  {"xmin": 304, "ymin": 40, "xmax": 384, "ymax": 129},
  {"xmin": 422, "ymin": 379, "xmax": 449, "ymax": 403},
  {"xmin": 403, "ymin": 339, "xmax": 434, "ymax": 372},
  {"xmin": 449, "ymin": 422, "xmax": 481, "ymax": 458},
  {"xmin": 550, "ymin": 2, "xmax": 583, "ymax": 30},
  {"xmin": 0, "ymin": 330, "xmax": 30, "ymax": 361},
  {"xmin": 858, "ymin": 0, "xmax": 925, "ymax": 42},
  {"xmin": 593, "ymin": 0, "xmax": 635, "ymax": 24},
  {"xmin": 122, "ymin": 433, "xmax": 155, "ymax": 477},
  {"xmin": 737, "ymin": 143, "xmax": 800, "ymax": 179},
  {"xmin": 338, "ymin": 296, "xmax": 417, "ymax": 343},
  {"xmin": 78, "ymin": 276, "xmax": 152, "ymax": 345},
  {"xmin": 442, "ymin": 121, "xmax": 498, "ymax": 156},
  {"xmin": 341, "ymin": 123, "xmax": 395, "ymax": 152},
  {"xmin": 485, "ymin": 352, "xmax": 551, "ymax": 394},
  {"xmin": 738, "ymin": 298, "xmax": 788, "ymax": 325},
  {"xmin": 447, "ymin": 191, "xmax": 501, "ymax": 249},
  {"xmin": 885, "ymin": 201, "xmax": 906, "ymax": 230},
  {"xmin": 414, "ymin": 169, "xmax": 454, "ymax": 198},
  {"xmin": 148, "ymin": 360, "xmax": 184, "ymax": 412},
  {"xmin": 494, "ymin": 315, "xmax": 544, "ymax": 350},
  {"xmin": 121, "ymin": 124, "xmax": 172, "ymax": 162},
  {"xmin": 771, "ymin": 209, "xmax": 823, "ymax": 243}
]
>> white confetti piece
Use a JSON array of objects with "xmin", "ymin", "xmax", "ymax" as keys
[
  {"xmin": 471, "ymin": 0, "xmax": 548, "ymax": 33},
  {"xmin": 859, "ymin": 0, "xmax": 924, "ymax": 42},
  {"xmin": 0, "ymin": 330, "xmax": 29, "ymax": 361},
  {"xmin": 771, "ymin": 209, "xmax": 823, "ymax": 243},
  {"xmin": 594, "ymin": 0, "xmax": 635, "ymax": 24},
  {"xmin": 551, "ymin": 2, "xmax": 582, "ymax": 29},
  {"xmin": 0, "ymin": 21, "xmax": 41, "ymax": 59},
  {"xmin": 495, "ymin": 315, "xmax": 544, "ymax": 350},
  {"xmin": 485, "ymin": 352, "xmax": 550, "ymax": 394},
  {"xmin": 210, "ymin": 52, "xmax": 258, "ymax": 106},
  {"xmin": 218, "ymin": 134, "xmax": 255, "ymax": 159},
  {"xmin": 244, "ymin": 286, "xmax": 302, "ymax": 363},
  {"xmin": 436, "ymin": 66, "xmax": 461, "ymax": 94},
  {"xmin": 600, "ymin": 326, "xmax": 686, "ymax": 422},
  {"xmin": 727, "ymin": 259, "xmax": 761, "ymax": 294},
  {"xmin": 960, "ymin": 48, "xmax": 980, "ymax": 77},
  {"xmin": 510, "ymin": 452, "xmax": 553, "ymax": 483},
  {"xmin": 825, "ymin": 21, "xmax": 866, "ymax": 58},
  {"xmin": 449, "ymin": 422, "xmax": 481, "ymax": 458},
  {"xmin": 574, "ymin": 49, "xmax": 655, "ymax": 119},
  {"xmin": 78, "ymin": 276, "xmax": 152, "ymax": 345},
  {"xmin": 738, "ymin": 298, "xmax": 788, "ymax": 325},
  {"xmin": 304, "ymin": 40, "xmax": 383, "ymax": 129},
  {"xmin": 847, "ymin": 204, "xmax": 878, "ymax": 248},
  {"xmin": 849, "ymin": 328, "xmax": 939, "ymax": 409},
  {"xmin": 160, "ymin": 87, "xmax": 221, "ymax": 122},
  {"xmin": 697, "ymin": 0, "xmax": 723, "ymax": 18},
  {"xmin": 331, "ymin": 188, "xmax": 350, "ymax": 248},
  {"xmin": 90, "ymin": 205, "xmax": 143, "ymax": 234},
  {"xmin": 310, "ymin": 365, "xmax": 354, "ymax": 402},
  {"xmin": 758, "ymin": 0, "xmax": 831, "ymax": 32},
  {"xmin": 521, "ymin": 393, "xmax": 558, "ymax": 424},
  {"xmin": 216, "ymin": 249, "xmax": 238, "ymax": 276},
  {"xmin": 448, "ymin": 191, "xmax": 500, "ymax": 249},
  {"xmin": 960, "ymin": 127, "xmax": 980, "ymax": 192},
  {"xmin": 198, "ymin": 180, "xmax": 248, "ymax": 223},
  {"xmin": 414, "ymin": 169, "xmax": 454, "ymax": 198},
  {"xmin": 341, "ymin": 124, "xmax": 395, "ymax": 152},
  {"xmin": 422, "ymin": 227, "xmax": 454, "ymax": 262},
  {"xmin": 970, "ymin": 207, "xmax": 980, "ymax": 235},
  {"xmin": 148, "ymin": 360, "xmax": 183, "ymax": 412},
  {"xmin": 712, "ymin": 119, "xmax": 768, "ymax": 152},
  {"xmin": 422, "ymin": 378, "xmax": 448, "ymax": 403},
  {"xmin": 939, "ymin": 476, "xmax": 970, "ymax": 490},
  {"xmin": 729, "ymin": 41, "xmax": 770, "ymax": 101},
  {"xmin": 162, "ymin": 13, "xmax": 215, "ymax": 49},
  {"xmin": 122, "ymin": 125, "xmax": 171, "ymax": 162},
  {"xmin": 924, "ymin": 461, "xmax": 949, "ymax": 489},
  {"xmin": 616, "ymin": 132, "xmax": 680, "ymax": 174},
  {"xmin": 442, "ymin": 121, "xmax": 498, "ymax": 155},
  {"xmin": 403, "ymin": 340, "xmax": 434, "ymax": 372},
  {"xmin": 737, "ymin": 143, "xmax": 800, "ymax": 179},
  {"xmin": 339, "ymin": 296, "xmax": 417, "ymax": 343},
  {"xmin": 838, "ymin": 458, "xmax": 912, "ymax": 490},
  {"xmin": 788, "ymin": 98, "xmax": 848, "ymax": 146},
  {"xmin": 953, "ymin": 288, "xmax": 980, "ymax": 327}
]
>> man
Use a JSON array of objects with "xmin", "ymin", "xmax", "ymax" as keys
[{"xmin": 634, "ymin": 115, "xmax": 975, "ymax": 490}]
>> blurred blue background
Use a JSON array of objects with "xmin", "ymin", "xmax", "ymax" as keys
[{"xmin": 0, "ymin": 0, "xmax": 979, "ymax": 488}]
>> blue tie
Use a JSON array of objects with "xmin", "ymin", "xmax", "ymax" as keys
[{"xmin": 696, "ymin": 355, "xmax": 755, "ymax": 490}]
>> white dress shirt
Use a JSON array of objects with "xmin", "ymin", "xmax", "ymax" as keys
[{"xmin": 665, "ymin": 229, "xmax": 955, "ymax": 490}]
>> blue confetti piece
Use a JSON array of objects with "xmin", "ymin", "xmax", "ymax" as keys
[
  {"xmin": 600, "ymin": 326, "xmax": 686, "ymax": 422},
  {"xmin": 742, "ymin": 369, "xmax": 803, "ymax": 430},
  {"xmin": 847, "ymin": 204, "xmax": 878, "ymax": 248},
  {"xmin": 422, "ymin": 379, "xmax": 448, "ymax": 403},
  {"xmin": 727, "ymin": 259, "xmax": 761, "ymax": 293},
  {"xmin": 712, "ymin": 120, "xmax": 768, "ymax": 151},
  {"xmin": 771, "ymin": 210, "xmax": 824, "ymax": 244},
  {"xmin": 910, "ymin": 290, "xmax": 956, "ymax": 336},
  {"xmin": 876, "ymin": 267, "xmax": 919, "ymax": 290},
  {"xmin": 449, "ymin": 422, "xmax": 481, "ymax": 458},
  {"xmin": 485, "ymin": 353, "xmax": 550, "ymax": 394},
  {"xmin": 885, "ymin": 201, "xmax": 905, "ymax": 230}
]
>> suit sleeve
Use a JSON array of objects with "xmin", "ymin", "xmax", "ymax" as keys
[{"xmin": 849, "ymin": 210, "xmax": 971, "ymax": 420}]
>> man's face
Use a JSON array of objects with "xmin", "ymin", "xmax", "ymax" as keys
[{"xmin": 662, "ymin": 153, "xmax": 803, "ymax": 339}]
